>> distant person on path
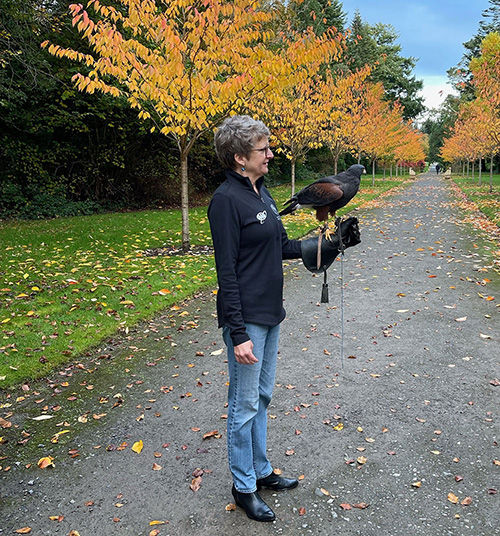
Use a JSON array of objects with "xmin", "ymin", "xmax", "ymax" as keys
[
  {"xmin": 436, "ymin": 163, "xmax": 441, "ymax": 174},
  {"xmin": 208, "ymin": 115, "xmax": 360, "ymax": 522}
]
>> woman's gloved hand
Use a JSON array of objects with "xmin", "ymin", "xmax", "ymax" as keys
[{"xmin": 301, "ymin": 216, "xmax": 361, "ymax": 273}]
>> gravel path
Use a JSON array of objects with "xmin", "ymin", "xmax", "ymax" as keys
[{"xmin": 1, "ymin": 174, "xmax": 498, "ymax": 536}]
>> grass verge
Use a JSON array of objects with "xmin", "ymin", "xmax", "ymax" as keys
[
  {"xmin": 0, "ymin": 174, "xmax": 410, "ymax": 387},
  {"xmin": 451, "ymin": 174, "xmax": 500, "ymax": 226}
]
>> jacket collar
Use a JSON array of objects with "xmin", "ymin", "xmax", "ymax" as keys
[{"xmin": 225, "ymin": 169, "xmax": 265, "ymax": 192}]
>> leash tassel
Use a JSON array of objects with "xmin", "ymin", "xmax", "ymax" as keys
[{"xmin": 321, "ymin": 270, "xmax": 329, "ymax": 303}]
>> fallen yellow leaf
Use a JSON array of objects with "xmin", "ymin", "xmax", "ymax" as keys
[
  {"xmin": 37, "ymin": 456, "xmax": 55, "ymax": 469},
  {"xmin": 132, "ymin": 440, "xmax": 143, "ymax": 454}
]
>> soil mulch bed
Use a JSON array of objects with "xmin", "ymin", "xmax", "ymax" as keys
[{"xmin": 142, "ymin": 244, "xmax": 214, "ymax": 257}]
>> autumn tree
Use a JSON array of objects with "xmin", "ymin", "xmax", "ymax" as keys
[
  {"xmin": 441, "ymin": 113, "xmax": 477, "ymax": 177},
  {"xmin": 353, "ymin": 82, "xmax": 400, "ymax": 183},
  {"xmin": 447, "ymin": 0, "xmax": 500, "ymax": 101},
  {"xmin": 471, "ymin": 32, "xmax": 500, "ymax": 185},
  {"xmin": 43, "ymin": 0, "xmax": 337, "ymax": 250},
  {"xmin": 394, "ymin": 122, "xmax": 426, "ymax": 174},
  {"xmin": 442, "ymin": 33, "xmax": 500, "ymax": 190},
  {"xmin": 441, "ymin": 99, "xmax": 498, "ymax": 188},
  {"xmin": 470, "ymin": 32, "xmax": 500, "ymax": 113},
  {"xmin": 317, "ymin": 66, "xmax": 372, "ymax": 174},
  {"xmin": 253, "ymin": 78, "xmax": 328, "ymax": 197}
]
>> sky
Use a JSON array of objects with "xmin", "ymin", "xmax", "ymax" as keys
[{"xmin": 340, "ymin": 0, "xmax": 492, "ymax": 111}]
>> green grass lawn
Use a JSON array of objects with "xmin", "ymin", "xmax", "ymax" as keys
[
  {"xmin": 0, "ymin": 174, "xmax": 409, "ymax": 387},
  {"xmin": 451, "ymin": 173, "xmax": 500, "ymax": 226}
]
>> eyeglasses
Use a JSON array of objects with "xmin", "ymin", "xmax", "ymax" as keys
[{"xmin": 251, "ymin": 145, "xmax": 272, "ymax": 154}]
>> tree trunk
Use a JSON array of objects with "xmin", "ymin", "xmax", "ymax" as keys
[
  {"xmin": 372, "ymin": 159, "xmax": 375, "ymax": 186},
  {"xmin": 472, "ymin": 160, "xmax": 475, "ymax": 182},
  {"xmin": 490, "ymin": 153, "xmax": 494, "ymax": 193},
  {"xmin": 390, "ymin": 164, "xmax": 393, "ymax": 178},
  {"xmin": 357, "ymin": 152, "xmax": 361, "ymax": 164},
  {"xmin": 330, "ymin": 145, "xmax": 340, "ymax": 175},
  {"xmin": 478, "ymin": 155, "xmax": 482, "ymax": 186},
  {"xmin": 180, "ymin": 151, "xmax": 190, "ymax": 252},
  {"xmin": 291, "ymin": 159, "xmax": 296, "ymax": 198}
]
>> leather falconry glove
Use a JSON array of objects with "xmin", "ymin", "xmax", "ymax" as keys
[{"xmin": 301, "ymin": 216, "xmax": 361, "ymax": 273}]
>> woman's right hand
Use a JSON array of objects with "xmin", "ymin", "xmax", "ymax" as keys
[{"xmin": 234, "ymin": 340, "xmax": 258, "ymax": 364}]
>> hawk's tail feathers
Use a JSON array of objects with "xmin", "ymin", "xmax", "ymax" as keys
[{"xmin": 279, "ymin": 199, "xmax": 298, "ymax": 217}]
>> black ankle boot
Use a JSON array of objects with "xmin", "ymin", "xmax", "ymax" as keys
[
  {"xmin": 231, "ymin": 485, "xmax": 275, "ymax": 522},
  {"xmin": 257, "ymin": 473, "xmax": 299, "ymax": 491}
]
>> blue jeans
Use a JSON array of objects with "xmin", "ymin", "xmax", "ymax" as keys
[{"xmin": 223, "ymin": 322, "xmax": 280, "ymax": 493}]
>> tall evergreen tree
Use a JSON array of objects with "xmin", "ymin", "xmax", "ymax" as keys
[
  {"xmin": 288, "ymin": 0, "xmax": 346, "ymax": 35},
  {"xmin": 480, "ymin": 0, "xmax": 500, "ymax": 33},
  {"xmin": 345, "ymin": 12, "xmax": 424, "ymax": 119},
  {"xmin": 421, "ymin": 94, "xmax": 461, "ymax": 164},
  {"xmin": 345, "ymin": 10, "xmax": 377, "ymax": 70}
]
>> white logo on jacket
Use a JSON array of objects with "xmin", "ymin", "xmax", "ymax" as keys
[{"xmin": 256, "ymin": 210, "xmax": 267, "ymax": 224}]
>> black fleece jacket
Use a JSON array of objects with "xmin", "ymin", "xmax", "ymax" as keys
[{"xmin": 208, "ymin": 170, "xmax": 302, "ymax": 346}]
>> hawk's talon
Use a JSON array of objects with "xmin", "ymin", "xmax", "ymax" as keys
[
  {"xmin": 320, "ymin": 216, "xmax": 342, "ymax": 241},
  {"xmin": 323, "ymin": 227, "xmax": 335, "ymax": 241}
]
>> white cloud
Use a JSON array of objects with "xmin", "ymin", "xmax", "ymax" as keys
[{"xmin": 418, "ymin": 75, "xmax": 458, "ymax": 111}]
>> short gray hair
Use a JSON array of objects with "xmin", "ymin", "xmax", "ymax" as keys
[{"xmin": 214, "ymin": 115, "xmax": 270, "ymax": 170}]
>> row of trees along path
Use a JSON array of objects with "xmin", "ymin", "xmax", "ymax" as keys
[
  {"xmin": 42, "ymin": 0, "xmax": 426, "ymax": 251},
  {"xmin": 441, "ymin": 32, "xmax": 500, "ymax": 191}
]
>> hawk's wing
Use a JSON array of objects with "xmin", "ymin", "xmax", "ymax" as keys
[{"xmin": 297, "ymin": 181, "xmax": 344, "ymax": 207}]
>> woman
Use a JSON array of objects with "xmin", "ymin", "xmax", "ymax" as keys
[{"xmin": 208, "ymin": 115, "xmax": 359, "ymax": 522}]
